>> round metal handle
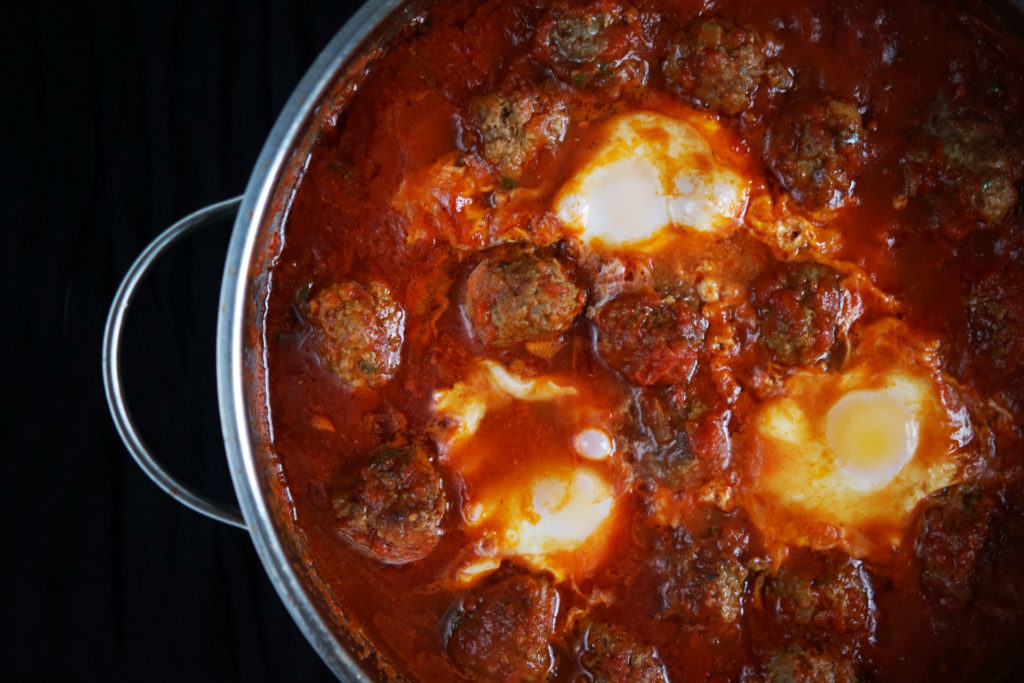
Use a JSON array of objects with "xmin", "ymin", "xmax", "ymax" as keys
[{"xmin": 103, "ymin": 196, "xmax": 248, "ymax": 530}]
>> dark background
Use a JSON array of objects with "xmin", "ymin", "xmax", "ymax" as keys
[{"xmin": 4, "ymin": 1, "xmax": 365, "ymax": 680}]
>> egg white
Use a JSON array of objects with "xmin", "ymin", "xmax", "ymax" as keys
[
  {"xmin": 433, "ymin": 360, "xmax": 623, "ymax": 583},
  {"xmin": 554, "ymin": 111, "xmax": 751, "ymax": 248},
  {"xmin": 745, "ymin": 320, "xmax": 971, "ymax": 561}
]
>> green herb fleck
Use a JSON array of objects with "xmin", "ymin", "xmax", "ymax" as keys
[
  {"xmin": 371, "ymin": 445, "xmax": 408, "ymax": 466},
  {"xmin": 327, "ymin": 159, "xmax": 351, "ymax": 177}
]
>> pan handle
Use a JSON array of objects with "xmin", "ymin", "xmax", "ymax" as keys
[{"xmin": 102, "ymin": 196, "xmax": 247, "ymax": 530}]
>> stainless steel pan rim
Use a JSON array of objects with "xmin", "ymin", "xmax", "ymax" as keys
[{"xmin": 216, "ymin": 1, "xmax": 404, "ymax": 680}]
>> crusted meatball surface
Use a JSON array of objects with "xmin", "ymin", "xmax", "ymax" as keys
[
  {"xmin": 761, "ymin": 643, "xmax": 860, "ymax": 683},
  {"xmin": 332, "ymin": 444, "xmax": 447, "ymax": 564},
  {"xmin": 664, "ymin": 17, "xmax": 791, "ymax": 115},
  {"xmin": 534, "ymin": 0, "xmax": 650, "ymax": 91},
  {"xmin": 765, "ymin": 95, "xmax": 866, "ymax": 210},
  {"xmin": 751, "ymin": 262, "xmax": 853, "ymax": 366},
  {"xmin": 577, "ymin": 622, "xmax": 668, "ymax": 683},
  {"xmin": 914, "ymin": 485, "xmax": 995, "ymax": 609},
  {"xmin": 906, "ymin": 102, "xmax": 1023, "ymax": 225},
  {"xmin": 446, "ymin": 571, "xmax": 559, "ymax": 682},
  {"xmin": 594, "ymin": 290, "xmax": 707, "ymax": 386},
  {"xmin": 767, "ymin": 557, "xmax": 873, "ymax": 635},
  {"xmin": 309, "ymin": 280, "xmax": 405, "ymax": 388},
  {"xmin": 463, "ymin": 250, "xmax": 584, "ymax": 348},
  {"xmin": 472, "ymin": 89, "xmax": 569, "ymax": 178}
]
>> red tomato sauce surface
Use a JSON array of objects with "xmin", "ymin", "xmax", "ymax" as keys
[{"xmin": 263, "ymin": 0, "xmax": 1024, "ymax": 680}]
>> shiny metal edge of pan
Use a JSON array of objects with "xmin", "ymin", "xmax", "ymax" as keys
[{"xmin": 217, "ymin": 2, "xmax": 407, "ymax": 681}]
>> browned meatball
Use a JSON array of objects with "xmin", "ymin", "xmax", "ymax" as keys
[
  {"xmin": 309, "ymin": 280, "xmax": 404, "ymax": 388},
  {"xmin": 472, "ymin": 90, "xmax": 569, "ymax": 178},
  {"xmin": 765, "ymin": 95, "xmax": 866, "ymax": 209},
  {"xmin": 762, "ymin": 643, "xmax": 860, "ymax": 683},
  {"xmin": 661, "ymin": 554, "xmax": 749, "ymax": 625},
  {"xmin": 626, "ymin": 390, "xmax": 700, "ymax": 490},
  {"xmin": 594, "ymin": 290, "xmax": 707, "ymax": 386},
  {"xmin": 446, "ymin": 571, "xmax": 559, "ymax": 682},
  {"xmin": 962, "ymin": 262, "xmax": 1024, "ymax": 386},
  {"xmin": 548, "ymin": 9, "xmax": 614, "ymax": 62},
  {"xmin": 463, "ymin": 251, "xmax": 584, "ymax": 348},
  {"xmin": 914, "ymin": 485, "xmax": 994, "ymax": 609},
  {"xmin": 907, "ymin": 103, "xmax": 1023, "ymax": 224},
  {"xmin": 767, "ymin": 559, "xmax": 873, "ymax": 634},
  {"xmin": 664, "ymin": 18, "xmax": 792, "ymax": 115},
  {"xmin": 534, "ymin": 0, "xmax": 649, "ymax": 91},
  {"xmin": 751, "ymin": 262, "xmax": 850, "ymax": 366},
  {"xmin": 577, "ymin": 622, "xmax": 668, "ymax": 683},
  {"xmin": 332, "ymin": 444, "xmax": 447, "ymax": 565},
  {"xmin": 652, "ymin": 522, "xmax": 761, "ymax": 627}
]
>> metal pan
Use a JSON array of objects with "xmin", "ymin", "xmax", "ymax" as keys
[{"xmin": 103, "ymin": 0, "xmax": 1024, "ymax": 680}]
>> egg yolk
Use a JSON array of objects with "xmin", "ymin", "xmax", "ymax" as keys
[
  {"xmin": 826, "ymin": 386, "xmax": 922, "ymax": 490},
  {"xmin": 744, "ymin": 321, "xmax": 969, "ymax": 561}
]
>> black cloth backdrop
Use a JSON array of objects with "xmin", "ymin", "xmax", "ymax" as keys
[{"xmin": 4, "ymin": 1, "xmax": 367, "ymax": 680}]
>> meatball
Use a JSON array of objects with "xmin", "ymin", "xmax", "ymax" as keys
[
  {"xmin": 907, "ymin": 103, "xmax": 1023, "ymax": 224},
  {"xmin": 594, "ymin": 290, "xmax": 708, "ymax": 386},
  {"xmin": 577, "ymin": 622, "xmax": 668, "ymax": 683},
  {"xmin": 664, "ymin": 18, "xmax": 792, "ymax": 115},
  {"xmin": 765, "ymin": 94, "xmax": 866, "ymax": 210},
  {"xmin": 332, "ymin": 444, "xmax": 447, "ymax": 565},
  {"xmin": 446, "ymin": 571, "xmax": 559, "ymax": 682},
  {"xmin": 463, "ymin": 251, "xmax": 584, "ymax": 348},
  {"xmin": 472, "ymin": 90, "xmax": 569, "ymax": 178},
  {"xmin": 768, "ymin": 559, "xmax": 872, "ymax": 634},
  {"xmin": 309, "ymin": 280, "xmax": 405, "ymax": 388},
  {"xmin": 915, "ymin": 485, "xmax": 994, "ymax": 609},
  {"xmin": 662, "ymin": 555, "xmax": 748, "ymax": 625},
  {"xmin": 762, "ymin": 643, "xmax": 860, "ymax": 683},
  {"xmin": 963, "ymin": 263, "xmax": 1024, "ymax": 385},
  {"xmin": 534, "ymin": 1, "xmax": 649, "ymax": 91},
  {"xmin": 751, "ymin": 262, "xmax": 849, "ymax": 366},
  {"xmin": 653, "ymin": 523, "xmax": 758, "ymax": 627},
  {"xmin": 549, "ymin": 9, "xmax": 615, "ymax": 62},
  {"xmin": 627, "ymin": 390, "xmax": 700, "ymax": 490}
]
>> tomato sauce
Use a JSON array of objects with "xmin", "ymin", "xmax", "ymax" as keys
[{"xmin": 263, "ymin": 0, "xmax": 1024, "ymax": 680}]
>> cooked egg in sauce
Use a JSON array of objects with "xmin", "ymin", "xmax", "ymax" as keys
[
  {"xmin": 264, "ymin": 3, "xmax": 1024, "ymax": 677},
  {"xmin": 555, "ymin": 111, "xmax": 751, "ymax": 248},
  {"xmin": 746, "ymin": 321, "xmax": 971, "ymax": 561},
  {"xmin": 433, "ymin": 360, "xmax": 626, "ymax": 583}
]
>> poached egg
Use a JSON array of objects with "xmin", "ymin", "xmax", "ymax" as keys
[
  {"xmin": 554, "ymin": 110, "xmax": 751, "ymax": 249},
  {"xmin": 433, "ymin": 360, "xmax": 626, "ymax": 584},
  {"xmin": 745, "ymin": 320, "xmax": 972, "ymax": 561}
]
